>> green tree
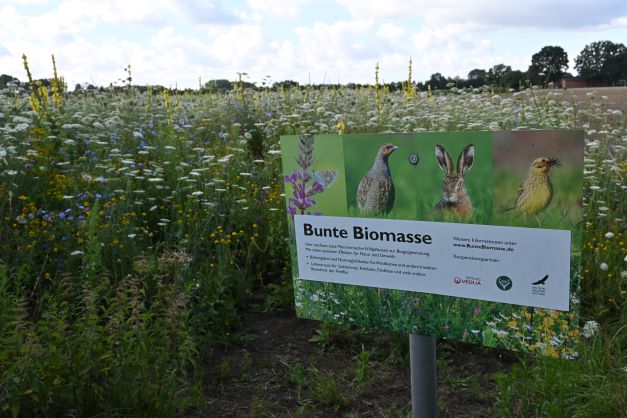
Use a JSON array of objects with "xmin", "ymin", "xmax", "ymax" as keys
[
  {"xmin": 502, "ymin": 70, "xmax": 525, "ymax": 90},
  {"xmin": 575, "ymin": 41, "xmax": 627, "ymax": 85},
  {"xmin": 528, "ymin": 45, "xmax": 569, "ymax": 84},
  {"xmin": 428, "ymin": 72, "xmax": 447, "ymax": 89},
  {"xmin": 272, "ymin": 80, "xmax": 300, "ymax": 90},
  {"xmin": 205, "ymin": 79, "xmax": 233, "ymax": 93},
  {"xmin": 0, "ymin": 74, "xmax": 18, "ymax": 88},
  {"xmin": 467, "ymin": 69, "xmax": 488, "ymax": 87},
  {"xmin": 488, "ymin": 64, "xmax": 511, "ymax": 86}
]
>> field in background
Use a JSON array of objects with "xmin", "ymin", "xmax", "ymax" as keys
[
  {"xmin": 0, "ymin": 77, "xmax": 624, "ymax": 417},
  {"xmin": 544, "ymin": 86, "xmax": 627, "ymax": 113}
]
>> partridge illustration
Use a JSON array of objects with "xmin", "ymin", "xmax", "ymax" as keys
[
  {"xmin": 356, "ymin": 143, "xmax": 398, "ymax": 215},
  {"xmin": 511, "ymin": 157, "xmax": 559, "ymax": 224}
]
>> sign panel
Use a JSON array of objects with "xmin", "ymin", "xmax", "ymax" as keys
[
  {"xmin": 295, "ymin": 215, "xmax": 571, "ymax": 310},
  {"xmin": 281, "ymin": 131, "xmax": 583, "ymax": 358}
]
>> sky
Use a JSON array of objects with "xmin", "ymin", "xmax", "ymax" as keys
[{"xmin": 1, "ymin": 0, "xmax": 626, "ymax": 89}]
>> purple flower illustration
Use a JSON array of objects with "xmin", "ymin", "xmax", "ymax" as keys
[{"xmin": 284, "ymin": 134, "xmax": 325, "ymax": 216}]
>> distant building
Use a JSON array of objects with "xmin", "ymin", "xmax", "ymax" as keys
[{"xmin": 559, "ymin": 75, "xmax": 588, "ymax": 89}]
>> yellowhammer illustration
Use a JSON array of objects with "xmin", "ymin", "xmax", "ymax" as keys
[{"xmin": 506, "ymin": 157, "xmax": 559, "ymax": 225}]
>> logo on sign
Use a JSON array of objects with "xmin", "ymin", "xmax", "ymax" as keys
[
  {"xmin": 453, "ymin": 276, "xmax": 481, "ymax": 286},
  {"xmin": 531, "ymin": 274, "xmax": 548, "ymax": 295},
  {"xmin": 496, "ymin": 275, "xmax": 513, "ymax": 291},
  {"xmin": 532, "ymin": 274, "xmax": 549, "ymax": 285}
]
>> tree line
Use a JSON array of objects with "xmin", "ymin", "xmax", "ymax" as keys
[{"xmin": 1, "ymin": 40, "xmax": 625, "ymax": 93}]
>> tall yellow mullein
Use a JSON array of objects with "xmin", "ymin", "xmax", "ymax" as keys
[
  {"xmin": 22, "ymin": 53, "xmax": 41, "ymax": 113},
  {"xmin": 162, "ymin": 89, "xmax": 173, "ymax": 129},
  {"xmin": 50, "ymin": 54, "xmax": 64, "ymax": 110},
  {"xmin": 403, "ymin": 57, "xmax": 415, "ymax": 100},
  {"xmin": 374, "ymin": 62, "xmax": 382, "ymax": 127}
]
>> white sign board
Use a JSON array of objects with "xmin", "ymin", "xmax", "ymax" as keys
[{"xmin": 295, "ymin": 215, "xmax": 571, "ymax": 311}]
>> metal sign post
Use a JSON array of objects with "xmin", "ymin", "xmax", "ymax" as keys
[{"xmin": 410, "ymin": 334, "xmax": 438, "ymax": 418}]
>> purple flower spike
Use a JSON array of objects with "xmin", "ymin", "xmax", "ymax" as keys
[
  {"xmin": 309, "ymin": 181, "xmax": 324, "ymax": 194},
  {"xmin": 283, "ymin": 134, "xmax": 324, "ymax": 216}
]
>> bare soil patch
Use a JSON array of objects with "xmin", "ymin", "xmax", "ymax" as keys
[
  {"xmin": 556, "ymin": 86, "xmax": 627, "ymax": 114},
  {"xmin": 195, "ymin": 312, "xmax": 518, "ymax": 417}
]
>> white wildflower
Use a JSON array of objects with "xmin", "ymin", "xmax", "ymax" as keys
[
  {"xmin": 14, "ymin": 123, "xmax": 30, "ymax": 132},
  {"xmin": 582, "ymin": 320, "xmax": 598, "ymax": 338}
]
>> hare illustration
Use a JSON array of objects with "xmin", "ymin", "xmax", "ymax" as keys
[{"xmin": 433, "ymin": 144, "xmax": 475, "ymax": 219}]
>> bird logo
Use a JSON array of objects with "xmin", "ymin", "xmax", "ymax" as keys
[
  {"xmin": 504, "ymin": 156, "xmax": 559, "ymax": 226},
  {"xmin": 532, "ymin": 274, "xmax": 549, "ymax": 285},
  {"xmin": 356, "ymin": 143, "xmax": 398, "ymax": 215}
]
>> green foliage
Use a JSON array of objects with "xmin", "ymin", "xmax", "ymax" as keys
[
  {"xmin": 494, "ymin": 329, "xmax": 626, "ymax": 418},
  {"xmin": 287, "ymin": 362, "xmax": 307, "ymax": 398},
  {"xmin": 354, "ymin": 350, "xmax": 370, "ymax": 392},
  {"xmin": 528, "ymin": 45, "xmax": 569, "ymax": 84},
  {"xmin": 309, "ymin": 368, "xmax": 348, "ymax": 412},
  {"xmin": 0, "ymin": 61, "xmax": 624, "ymax": 415},
  {"xmin": 575, "ymin": 41, "xmax": 627, "ymax": 85},
  {"xmin": 0, "ymin": 274, "xmax": 199, "ymax": 417}
]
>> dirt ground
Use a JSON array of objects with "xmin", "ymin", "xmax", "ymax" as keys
[
  {"xmin": 197, "ymin": 312, "xmax": 518, "ymax": 417},
  {"xmin": 550, "ymin": 86, "xmax": 627, "ymax": 114}
]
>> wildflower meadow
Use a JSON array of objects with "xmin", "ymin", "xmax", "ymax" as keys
[{"xmin": 0, "ymin": 56, "xmax": 624, "ymax": 417}]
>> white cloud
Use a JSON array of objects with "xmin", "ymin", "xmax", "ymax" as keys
[
  {"xmin": 246, "ymin": 0, "xmax": 310, "ymax": 18},
  {"xmin": 176, "ymin": 1, "xmax": 241, "ymax": 25},
  {"xmin": 335, "ymin": 0, "xmax": 627, "ymax": 31},
  {"xmin": 0, "ymin": 0, "xmax": 625, "ymax": 88},
  {"xmin": 376, "ymin": 23, "xmax": 406, "ymax": 43},
  {"xmin": 2, "ymin": 0, "xmax": 49, "ymax": 4},
  {"xmin": 291, "ymin": 20, "xmax": 383, "ymax": 82},
  {"xmin": 610, "ymin": 16, "xmax": 627, "ymax": 27}
]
